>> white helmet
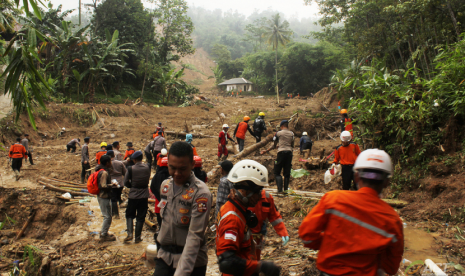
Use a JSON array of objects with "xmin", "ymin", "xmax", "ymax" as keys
[
  {"xmin": 227, "ymin": 160, "xmax": 269, "ymax": 187},
  {"xmin": 302, "ymin": 132, "xmax": 308, "ymax": 136},
  {"xmin": 223, "ymin": 124, "xmax": 229, "ymax": 128},
  {"xmin": 340, "ymin": 131, "xmax": 352, "ymax": 142},
  {"xmin": 62, "ymin": 127, "xmax": 66, "ymax": 131},
  {"xmin": 354, "ymin": 149, "xmax": 393, "ymax": 177},
  {"xmin": 161, "ymin": 148, "xmax": 168, "ymax": 156}
]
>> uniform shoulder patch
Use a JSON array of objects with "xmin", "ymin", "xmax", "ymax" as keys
[{"xmin": 196, "ymin": 197, "xmax": 208, "ymax": 213}]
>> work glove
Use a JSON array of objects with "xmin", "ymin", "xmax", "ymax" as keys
[
  {"xmin": 282, "ymin": 236, "xmax": 289, "ymax": 246},
  {"xmin": 259, "ymin": 261, "xmax": 281, "ymax": 276}
]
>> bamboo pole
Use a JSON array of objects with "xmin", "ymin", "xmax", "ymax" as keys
[
  {"xmin": 38, "ymin": 181, "xmax": 95, "ymax": 197},
  {"xmin": 15, "ymin": 211, "xmax": 35, "ymax": 240},
  {"xmin": 145, "ymin": 219, "xmax": 156, "ymax": 229},
  {"xmin": 87, "ymin": 264, "xmax": 134, "ymax": 273},
  {"xmin": 40, "ymin": 176, "xmax": 83, "ymax": 186}
]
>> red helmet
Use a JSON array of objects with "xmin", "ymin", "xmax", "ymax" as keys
[
  {"xmin": 194, "ymin": 156, "xmax": 202, "ymax": 168},
  {"xmin": 160, "ymin": 157, "xmax": 168, "ymax": 167}
]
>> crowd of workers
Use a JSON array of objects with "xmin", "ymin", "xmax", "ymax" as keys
[{"xmin": 6, "ymin": 108, "xmax": 405, "ymax": 276}]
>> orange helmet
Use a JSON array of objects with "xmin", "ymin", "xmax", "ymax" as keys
[
  {"xmin": 243, "ymin": 116, "xmax": 251, "ymax": 121},
  {"xmin": 194, "ymin": 156, "xmax": 202, "ymax": 168},
  {"xmin": 160, "ymin": 157, "xmax": 168, "ymax": 167},
  {"xmin": 340, "ymin": 109, "xmax": 348, "ymax": 114}
]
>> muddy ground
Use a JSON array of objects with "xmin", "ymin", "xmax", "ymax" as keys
[{"xmin": 0, "ymin": 92, "xmax": 464, "ymax": 275}]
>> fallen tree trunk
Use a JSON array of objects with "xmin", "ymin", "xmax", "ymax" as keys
[
  {"xmin": 164, "ymin": 131, "xmax": 216, "ymax": 139},
  {"xmin": 233, "ymin": 134, "xmax": 274, "ymax": 159},
  {"xmin": 38, "ymin": 181, "xmax": 95, "ymax": 197},
  {"xmin": 207, "ymin": 134, "xmax": 274, "ymax": 178}
]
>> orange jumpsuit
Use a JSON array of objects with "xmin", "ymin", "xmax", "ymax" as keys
[
  {"xmin": 248, "ymin": 190, "xmax": 288, "ymax": 260},
  {"xmin": 216, "ymin": 199, "xmax": 258, "ymax": 276},
  {"xmin": 299, "ymin": 187, "xmax": 404, "ymax": 276}
]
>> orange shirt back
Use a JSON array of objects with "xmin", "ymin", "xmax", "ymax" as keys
[
  {"xmin": 333, "ymin": 143, "xmax": 361, "ymax": 165},
  {"xmin": 299, "ymin": 187, "xmax": 404, "ymax": 276},
  {"xmin": 9, "ymin": 144, "xmax": 26, "ymax": 158},
  {"xmin": 235, "ymin": 122, "xmax": 249, "ymax": 140},
  {"xmin": 96, "ymin": 150, "xmax": 107, "ymax": 164}
]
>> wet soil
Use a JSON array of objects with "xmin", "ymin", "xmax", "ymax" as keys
[{"xmin": 0, "ymin": 90, "xmax": 464, "ymax": 275}]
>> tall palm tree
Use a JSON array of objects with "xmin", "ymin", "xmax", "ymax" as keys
[{"xmin": 263, "ymin": 14, "xmax": 292, "ymax": 103}]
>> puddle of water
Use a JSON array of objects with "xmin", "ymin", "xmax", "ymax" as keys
[
  {"xmin": 403, "ymin": 226, "xmax": 447, "ymax": 263},
  {"xmin": 88, "ymin": 198, "xmax": 150, "ymax": 255}
]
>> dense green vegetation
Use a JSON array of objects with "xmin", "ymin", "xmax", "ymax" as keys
[
  {"xmin": 1, "ymin": 0, "xmax": 198, "ymax": 127},
  {"xmin": 314, "ymin": 0, "xmax": 465, "ymax": 189}
]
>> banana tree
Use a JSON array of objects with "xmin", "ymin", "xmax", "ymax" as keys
[
  {"xmin": 44, "ymin": 21, "xmax": 90, "ymax": 95},
  {"xmin": 2, "ymin": 21, "xmax": 50, "ymax": 129},
  {"xmin": 80, "ymin": 30, "xmax": 134, "ymax": 102}
]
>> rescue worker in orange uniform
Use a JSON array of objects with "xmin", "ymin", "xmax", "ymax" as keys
[
  {"xmin": 124, "ymin": 142, "xmax": 135, "ymax": 161},
  {"xmin": 124, "ymin": 142, "xmax": 135, "ymax": 167},
  {"xmin": 334, "ymin": 131, "xmax": 361, "ymax": 190},
  {"xmin": 96, "ymin": 142, "xmax": 108, "ymax": 165},
  {"xmin": 9, "ymin": 137, "xmax": 27, "ymax": 180},
  {"xmin": 248, "ymin": 190, "xmax": 289, "ymax": 260},
  {"xmin": 216, "ymin": 160, "xmax": 281, "ymax": 276},
  {"xmin": 299, "ymin": 149, "xmax": 404, "ymax": 276},
  {"xmin": 233, "ymin": 116, "xmax": 257, "ymax": 152},
  {"xmin": 340, "ymin": 109, "xmax": 355, "ymax": 138},
  {"xmin": 153, "ymin": 123, "xmax": 165, "ymax": 139}
]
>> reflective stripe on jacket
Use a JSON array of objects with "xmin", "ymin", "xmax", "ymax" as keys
[{"xmin": 298, "ymin": 187, "xmax": 404, "ymax": 276}]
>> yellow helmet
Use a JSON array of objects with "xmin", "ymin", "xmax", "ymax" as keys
[
  {"xmin": 259, "ymin": 112, "xmax": 265, "ymax": 117},
  {"xmin": 341, "ymin": 109, "xmax": 348, "ymax": 114},
  {"xmin": 100, "ymin": 142, "xmax": 108, "ymax": 148}
]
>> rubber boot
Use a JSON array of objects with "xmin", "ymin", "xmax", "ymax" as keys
[
  {"xmin": 124, "ymin": 218, "xmax": 133, "ymax": 242},
  {"xmin": 134, "ymin": 221, "xmax": 144, "ymax": 243},
  {"xmin": 275, "ymin": 175, "xmax": 283, "ymax": 193},
  {"xmin": 112, "ymin": 202, "xmax": 120, "ymax": 219},
  {"xmin": 284, "ymin": 177, "xmax": 290, "ymax": 193},
  {"xmin": 14, "ymin": 170, "xmax": 20, "ymax": 181}
]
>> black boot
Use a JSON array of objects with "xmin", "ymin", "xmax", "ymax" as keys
[
  {"xmin": 112, "ymin": 202, "xmax": 120, "ymax": 219},
  {"xmin": 135, "ymin": 221, "xmax": 144, "ymax": 243},
  {"xmin": 124, "ymin": 218, "xmax": 133, "ymax": 242},
  {"xmin": 284, "ymin": 177, "xmax": 290, "ymax": 193},
  {"xmin": 275, "ymin": 175, "xmax": 283, "ymax": 193}
]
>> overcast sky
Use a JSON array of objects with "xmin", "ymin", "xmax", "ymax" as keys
[{"xmin": 46, "ymin": 0, "xmax": 320, "ymax": 19}]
